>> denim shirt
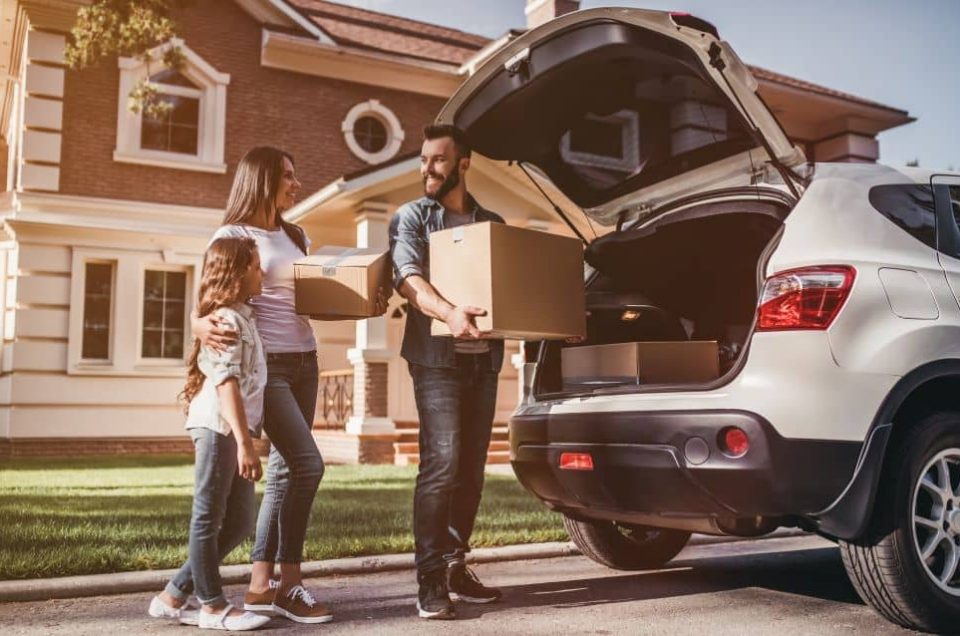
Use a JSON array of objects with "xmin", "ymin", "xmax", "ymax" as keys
[
  {"xmin": 185, "ymin": 304, "xmax": 267, "ymax": 437},
  {"xmin": 389, "ymin": 195, "xmax": 505, "ymax": 371}
]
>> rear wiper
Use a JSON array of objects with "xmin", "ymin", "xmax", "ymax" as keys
[{"xmin": 515, "ymin": 161, "xmax": 590, "ymax": 244}]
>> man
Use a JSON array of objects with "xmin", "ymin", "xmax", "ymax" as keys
[{"xmin": 389, "ymin": 124, "xmax": 505, "ymax": 620}]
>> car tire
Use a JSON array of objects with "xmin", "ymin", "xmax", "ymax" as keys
[
  {"xmin": 562, "ymin": 514, "xmax": 691, "ymax": 570},
  {"xmin": 839, "ymin": 410, "xmax": 960, "ymax": 633}
]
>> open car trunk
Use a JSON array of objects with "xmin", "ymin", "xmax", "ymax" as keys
[{"xmin": 534, "ymin": 198, "xmax": 789, "ymax": 398}]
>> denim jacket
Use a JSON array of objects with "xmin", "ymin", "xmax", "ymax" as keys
[
  {"xmin": 389, "ymin": 195, "xmax": 505, "ymax": 371},
  {"xmin": 185, "ymin": 304, "xmax": 267, "ymax": 437}
]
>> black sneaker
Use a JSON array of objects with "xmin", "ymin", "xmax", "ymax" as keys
[
  {"xmin": 416, "ymin": 571, "xmax": 455, "ymax": 620},
  {"xmin": 447, "ymin": 564, "xmax": 502, "ymax": 604}
]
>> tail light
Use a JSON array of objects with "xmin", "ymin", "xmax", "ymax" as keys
[
  {"xmin": 719, "ymin": 427, "xmax": 750, "ymax": 458},
  {"xmin": 757, "ymin": 266, "xmax": 856, "ymax": 331},
  {"xmin": 559, "ymin": 452, "xmax": 594, "ymax": 471}
]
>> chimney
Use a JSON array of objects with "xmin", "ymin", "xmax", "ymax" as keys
[{"xmin": 526, "ymin": 0, "xmax": 580, "ymax": 30}]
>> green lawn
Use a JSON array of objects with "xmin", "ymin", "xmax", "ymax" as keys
[{"xmin": 0, "ymin": 455, "xmax": 566, "ymax": 580}]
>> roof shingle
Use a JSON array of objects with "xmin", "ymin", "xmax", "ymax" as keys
[{"xmin": 286, "ymin": 0, "xmax": 490, "ymax": 65}]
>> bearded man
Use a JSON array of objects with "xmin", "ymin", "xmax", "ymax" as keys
[{"xmin": 388, "ymin": 124, "xmax": 505, "ymax": 620}]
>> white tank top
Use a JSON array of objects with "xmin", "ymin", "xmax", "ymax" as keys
[{"xmin": 210, "ymin": 224, "xmax": 316, "ymax": 354}]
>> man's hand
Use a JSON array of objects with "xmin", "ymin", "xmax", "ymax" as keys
[
  {"xmin": 193, "ymin": 313, "xmax": 238, "ymax": 353},
  {"xmin": 445, "ymin": 305, "xmax": 487, "ymax": 339},
  {"xmin": 237, "ymin": 441, "xmax": 263, "ymax": 482},
  {"xmin": 373, "ymin": 285, "xmax": 391, "ymax": 317}
]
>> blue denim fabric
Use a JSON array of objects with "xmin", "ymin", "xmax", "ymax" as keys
[
  {"xmin": 165, "ymin": 428, "xmax": 256, "ymax": 606},
  {"xmin": 388, "ymin": 195, "xmax": 505, "ymax": 372},
  {"xmin": 250, "ymin": 351, "xmax": 323, "ymax": 564},
  {"xmin": 409, "ymin": 353, "xmax": 499, "ymax": 578}
]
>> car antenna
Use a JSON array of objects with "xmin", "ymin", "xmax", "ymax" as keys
[{"xmin": 515, "ymin": 160, "xmax": 593, "ymax": 244}]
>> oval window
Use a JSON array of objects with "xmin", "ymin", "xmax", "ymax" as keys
[{"xmin": 354, "ymin": 116, "xmax": 388, "ymax": 154}]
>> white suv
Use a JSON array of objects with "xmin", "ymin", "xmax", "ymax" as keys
[{"xmin": 437, "ymin": 8, "xmax": 960, "ymax": 633}]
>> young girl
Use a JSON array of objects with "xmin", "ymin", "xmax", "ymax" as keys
[
  {"xmin": 195, "ymin": 146, "xmax": 333, "ymax": 624},
  {"xmin": 148, "ymin": 237, "xmax": 271, "ymax": 631}
]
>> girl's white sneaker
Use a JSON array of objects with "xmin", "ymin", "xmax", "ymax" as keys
[
  {"xmin": 148, "ymin": 595, "xmax": 199, "ymax": 625},
  {"xmin": 198, "ymin": 603, "xmax": 271, "ymax": 631}
]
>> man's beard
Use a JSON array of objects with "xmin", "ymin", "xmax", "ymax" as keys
[{"xmin": 423, "ymin": 168, "xmax": 460, "ymax": 201}]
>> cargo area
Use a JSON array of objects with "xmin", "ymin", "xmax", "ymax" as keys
[{"xmin": 535, "ymin": 198, "xmax": 789, "ymax": 397}]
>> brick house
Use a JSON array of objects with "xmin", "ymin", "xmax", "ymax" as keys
[{"xmin": 0, "ymin": 0, "xmax": 913, "ymax": 461}]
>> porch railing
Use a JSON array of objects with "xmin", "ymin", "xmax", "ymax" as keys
[{"xmin": 316, "ymin": 368, "xmax": 354, "ymax": 430}]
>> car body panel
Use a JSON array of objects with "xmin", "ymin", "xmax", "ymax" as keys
[{"xmin": 437, "ymin": 7, "xmax": 804, "ymax": 224}]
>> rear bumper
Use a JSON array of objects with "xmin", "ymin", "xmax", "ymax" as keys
[{"xmin": 510, "ymin": 409, "xmax": 862, "ymax": 522}]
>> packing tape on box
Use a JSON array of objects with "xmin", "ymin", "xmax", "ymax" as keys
[
  {"xmin": 452, "ymin": 227, "xmax": 465, "ymax": 243},
  {"xmin": 320, "ymin": 247, "xmax": 363, "ymax": 276}
]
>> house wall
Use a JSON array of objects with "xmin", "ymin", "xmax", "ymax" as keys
[{"xmin": 57, "ymin": 0, "xmax": 446, "ymax": 208}]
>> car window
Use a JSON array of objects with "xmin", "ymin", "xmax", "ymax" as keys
[
  {"xmin": 868, "ymin": 184, "xmax": 937, "ymax": 250},
  {"xmin": 950, "ymin": 186, "xmax": 960, "ymax": 236}
]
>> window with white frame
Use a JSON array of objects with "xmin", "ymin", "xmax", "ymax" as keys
[
  {"xmin": 342, "ymin": 100, "xmax": 405, "ymax": 165},
  {"xmin": 69, "ymin": 249, "xmax": 200, "ymax": 376},
  {"xmin": 140, "ymin": 69, "xmax": 201, "ymax": 155},
  {"xmin": 141, "ymin": 269, "xmax": 188, "ymax": 360},
  {"xmin": 81, "ymin": 262, "xmax": 115, "ymax": 361},
  {"xmin": 114, "ymin": 38, "xmax": 230, "ymax": 174}
]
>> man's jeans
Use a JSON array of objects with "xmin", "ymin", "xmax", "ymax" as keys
[
  {"xmin": 165, "ymin": 428, "xmax": 256, "ymax": 606},
  {"xmin": 251, "ymin": 351, "xmax": 323, "ymax": 564},
  {"xmin": 409, "ymin": 353, "xmax": 499, "ymax": 578}
]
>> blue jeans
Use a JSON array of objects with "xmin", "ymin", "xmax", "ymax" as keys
[
  {"xmin": 166, "ymin": 428, "xmax": 256, "ymax": 606},
  {"xmin": 409, "ymin": 353, "xmax": 499, "ymax": 578},
  {"xmin": 251, "ymin": 351, "xmax": 323, "ymax": 564}
]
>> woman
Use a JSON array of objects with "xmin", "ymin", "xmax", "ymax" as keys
[{"xmin": 194, "ymin": 146, "xmax": 330, "ymax": 624}]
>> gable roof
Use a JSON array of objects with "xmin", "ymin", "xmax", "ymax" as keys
[
  {"xmin": 748, "ymin": 65, "xmax": 909, "ymax": 116},
  {"xmin": 285, "ymin": 0, "xmax": 490, "ymax": 66}
]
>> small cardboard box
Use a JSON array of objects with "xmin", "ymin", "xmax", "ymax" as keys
[
  {"xmin": 429, "ymin": 222, "xmax": 586, "ymax": 340},
  {"xmin": 294, "ymin": 246, "xmax": 391, "ymax": 320},
  {"xmin": 562, "ymin": 341, "xmax": 720, "ymax": 386}
]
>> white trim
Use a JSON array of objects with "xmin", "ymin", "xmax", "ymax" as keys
[
  {"xmin": 112, "ymin": 150, "xmax": 227, "ymax": 174},
  {"xmin": 115, "ymin": 39, "xmax": 230, "ymax": 174},
  {"xmin": 268, "ymin": 0, "xmax": 334, "ymax": 43},
  {"xmin": 12, "ymin": 191, "xmax": 223, "ymax": 237},
  {"xmin": 260, "ymin": 29, "xmax": 463, "ymax": 98},
  {"xmin": 283, "ymin": 156, "xmax": 419, "ymax": 224},
  {"xmin": 341, "ymin": 99, "xmax": 405, "ymax": 165}
]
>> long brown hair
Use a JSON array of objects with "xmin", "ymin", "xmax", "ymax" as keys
[
  {"xmin": 181, "ymin": 237, "xmax": 258, "ymax": 407},
  {"xmin": 223, "ymin": 146, "xmax": 306, "ymax": 254}
]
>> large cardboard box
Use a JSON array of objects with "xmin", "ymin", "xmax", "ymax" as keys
[
  {"xmin": 429, "ymin": 222, "xmax": 586, "ymax": 340},
  {"xmin": 294, "ymin": 246, "xmax": 391, "ymax": 320},
  {"xmin": 562, "ymin": 341, "xmax": 720, "ymax": 386}
]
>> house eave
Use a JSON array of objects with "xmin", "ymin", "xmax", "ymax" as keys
[{"xmin": 260, "ymin": 28, "xmax": 464, "ymax": 98}]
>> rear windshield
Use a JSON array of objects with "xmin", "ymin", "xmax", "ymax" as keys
[
  {"xmin": 868, "ymin": 184, "xmax": 936, "ymax": 249},
  {"xmin": 460, "ymin": 23, "xmax": 757, "ymax": 208}
]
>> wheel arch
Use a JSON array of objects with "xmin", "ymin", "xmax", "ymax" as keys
[{"xmin": 815, "ymin": 359, "xmax": 960, "ymax": 539}]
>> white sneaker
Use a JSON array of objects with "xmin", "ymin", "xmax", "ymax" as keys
[
  {"xmin": 148, "ymin": 595, "xmax": 198, "ymax": 624},
  {"xmin": 197, "ymin": 603, "xmax": 271, "ymax": 631}
]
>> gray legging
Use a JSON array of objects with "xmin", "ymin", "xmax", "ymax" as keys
[{"xmin": 250, "ymin": 350, "xmax": 323, "ymax": 563}]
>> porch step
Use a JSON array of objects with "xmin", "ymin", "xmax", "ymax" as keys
[
  {"xmin": 394, "ymin": 440, "xmax": 509, "ymax": 455},
  {"xmin": 394, "ymin": 449, "xmax": 512, "ymax": 467},
  {"xmin": 395, "ymin": 426, "xmax": 509, "ymax": 444}
]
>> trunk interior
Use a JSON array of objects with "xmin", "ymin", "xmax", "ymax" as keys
[{"xmin": 534, "ymin": 198, "xmax": 789, "ymax": 397}]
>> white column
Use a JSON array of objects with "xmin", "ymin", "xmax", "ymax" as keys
[
  {"xmin": 19, "ymin": 29, "xmax": 65, "ymax": 192},
  {"xmin": 346, "ymin": 201, "xmax": 395, "ymax": 435}
]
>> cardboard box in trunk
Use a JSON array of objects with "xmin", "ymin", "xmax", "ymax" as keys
[
  {"xmin": 429, "ymin": 222, "xmax": 586, "ymax": 340},
  {"xmin": 561, "ymin": 341, "xmax": 720, "ymax": 386},
  {"xmin": 294, "ymin": 246, "xmax": 391, "ymax": 320}
]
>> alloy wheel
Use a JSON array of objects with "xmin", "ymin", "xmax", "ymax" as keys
[{"xmin": 912, "ymin": 448, "xmax": 960, "ymax": 595}]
